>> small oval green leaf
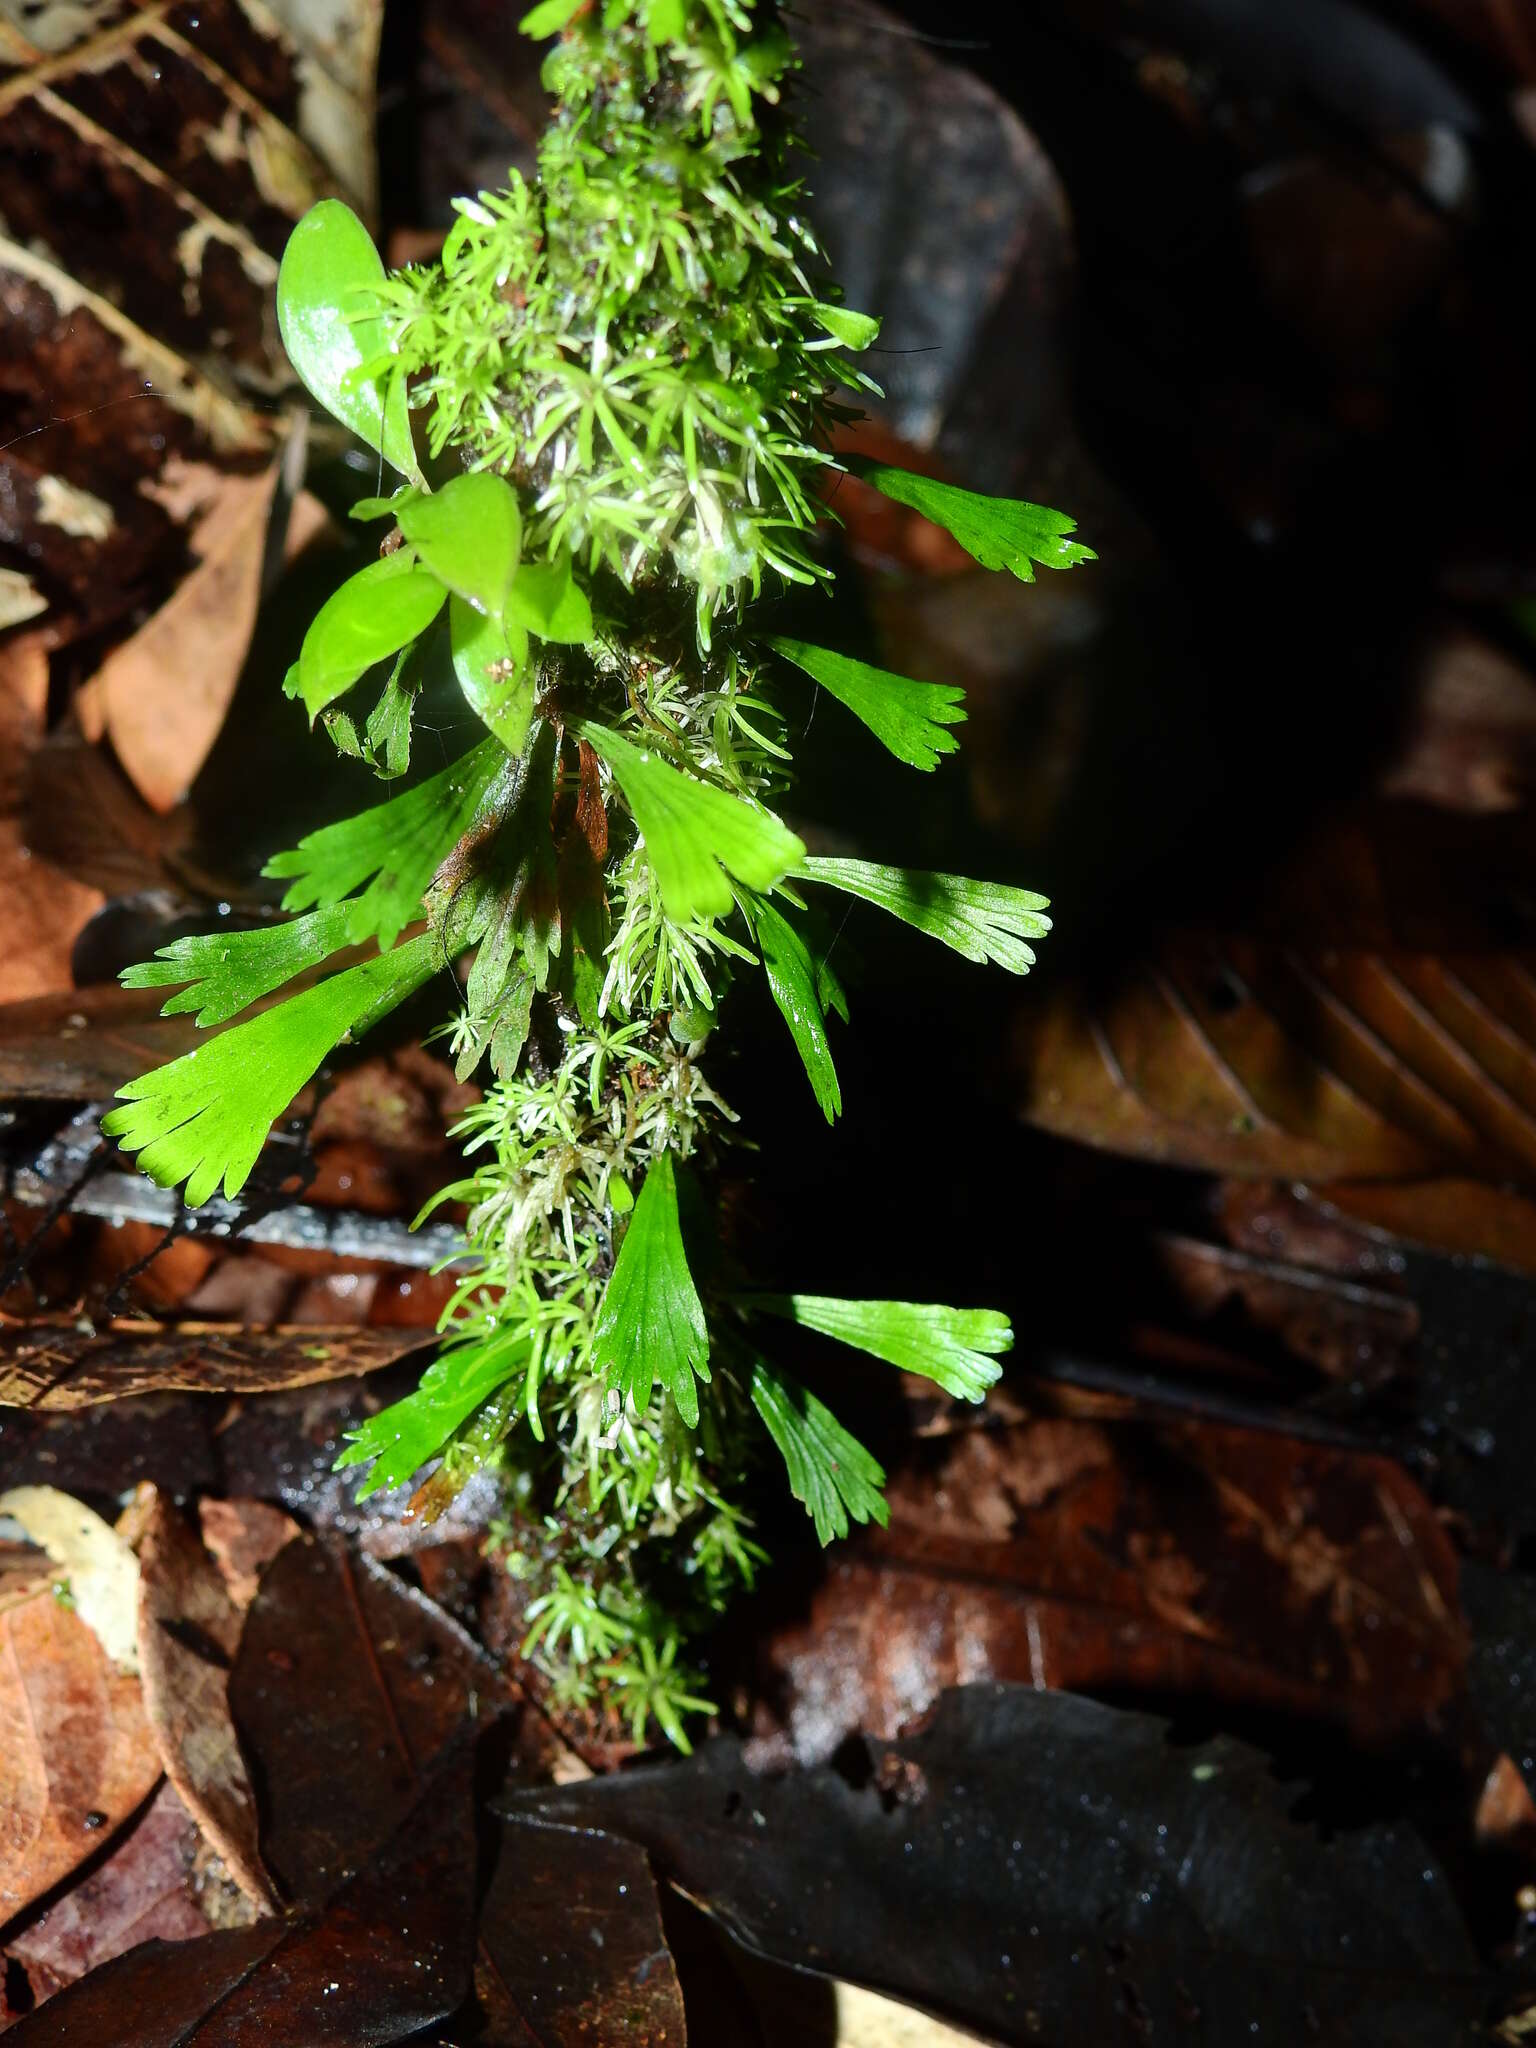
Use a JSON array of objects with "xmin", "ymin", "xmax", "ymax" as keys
[
  {"xmin": 397, "ymin": 472, "xmax": 522, "ymax": 618},
  {"xmin": 297, "ymin": 555, "xmax": 446, "ymax": 721},
  {"xmin": 450, "ymin": 594, "xmax": 534, "ymax": 756},
  {"xmin": 277, "ymin": 199, "xmax": 422, "ymax": 483},
  {"xmin": 808, "ymin": 302, "xmax": 880, "ymax": 351},
  {"xmin": 505, "ymin": 549, "xmax": 594, "ymax": 644}
]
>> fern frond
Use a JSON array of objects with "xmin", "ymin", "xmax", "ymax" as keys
[
  {"xmin": 800, "ymin": 858, "xmax": 1050, "ymax": 974},
  {"xmin": 591, "ymin": 1152, "xmax": 711, "ymax": 1426},
  {"xmin": 264, "ymin": 740, "xmax": 507, "ymax": 949},
  {"xmin": 749, "ymin": 1357, "xmax": 886, "ymax": 1544},
  {"xmin": 122, "ymin": 904, "xmax": 357, "ymax": 1029},
  {"xmin": 579, "ymin": 720, "xmax": 804, "ymax": 921},
  {"xmin": 766, "ymin": 637, "xmax": 965, "ymax": 772},
  {"xmin": 842, "ymin": 460, "xmax": 1095, "ymax": 582},
  {"xmin": 748, "ymin": 1294, "xmax": 1012, "ymax": 1403},
  {"xmin": 102, "ymin": 934, "xmax": 438, "ymax": 1205}
]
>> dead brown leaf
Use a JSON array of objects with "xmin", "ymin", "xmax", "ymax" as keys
[
  {"xmin": 0, "ymin": 1319, "xmax": 432, "ymax": 1410},
  {"xmin": 195, "ymin": 1499, "xmax": 301, "ymax": 1613},
  {"xmin": 1, "ymin": 1780, "xmax": 231, "ymax": 2025},
  {"xmin": 0, "ymin": 1583, "xmax": 159, "ymax": 1927},
  {"xmin": 136, "ymin": 1493, "xmax": 280, "ymax": 1908},
  {"xmin": 1015, "ymin": 939, "xmax": 1536, "ymax": 1192},
  {"xmin": 748, "ymin": 1411, "xmax": 1467, "ymax": 1763}
]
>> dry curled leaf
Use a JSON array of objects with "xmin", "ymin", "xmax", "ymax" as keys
[
  {"xmin": 0, "ymin": 1318, "xmax": 432, "ymax": 1410},
  {"xmin": 228, "ymin": 1534, "xmax": 510, "ymax": 1902},
  {"xmin": 3, "ymin": 1740, "xmax": 479, "ymax": 2048},
  {"xmin": 136, "ymin": 1492, "xmax": 280, "ymax": 1908}
]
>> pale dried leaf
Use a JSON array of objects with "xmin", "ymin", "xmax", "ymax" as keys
[
  {"xmin": 0, "ymin": 1487, "xmax": 139, "ymax": 1671},
  {"xmin": 97, "ymin": 465, "xmax": 279, "ymax": 812}
]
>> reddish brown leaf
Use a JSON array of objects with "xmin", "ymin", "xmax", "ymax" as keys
[
  {"xmin": 228, "ymin": 1534, "xmax": 510, "ymax": 1902},
  {"xmin": 473, "ymin": 1818, "xmax": 687, "ymax": 2047},
  {"xmin": 2, "ymin": 1741, "xmax": 479, "ymax": 2047},
  {"xmin": 751, "ymin": 1413, "xmax": 1467, "ymax": 1762},
  {"xmin": 573, "ymin": 737, "xmax": 609, "ymax": 865},
  {"xmin": 2, "ymin": 1781, "xmax": 229, "ymax": 2023},
  {"xmin": 0, "ymin": 1584, "xmax": 160, "ymax": 1927},
  {"xmin": 135, "ymin": 1494, "xmax": 277, "ymax": 1908},
  {"xmin": 0, "ymin": 1318, "xmax": 432, "ymax": 1409},
  {"xmin": 1015, "ymin": 938, "xmax": 1536, "ymax": 1208},
  {"xmin": 194, "ymin": 1500, "xmax": 300, "ymax": 1614}
]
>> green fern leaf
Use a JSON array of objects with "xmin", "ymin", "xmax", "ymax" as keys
[
  {"xmin": 336, "ymin": 1333, "xmax": 528, "ymax": 1498},
  {"xmin": 264, "ymin": 739, "xmax": 507, "ymax": 950},
  {"xmin": 748, "ymin": 1294, "xmax": 1011, "ymax": 1403},
  {"xmin": 579, "ymin": 720, "xmax": 803, "ymax": 921},
  {"xmin": 102, "ymin": 934, "xmax": 438, "ymax": 1206},
  {"xmin": 591, "ymin": 1152, "xmax": 710, "ymax": 1426},
  {"xmin": 766, "ymin": 636, "xmax": 965, "ymax": 772},
  {"xmin": 749, "ymin": 1357, "xmax": 886, "ymax": 1544},
  {"xmin": 843, "ymin": 459, "xmax": 1094, "ymax": 582},
  {"xmin": 122, "ymin": 903, "xmax": 357, "ymax": 1029},
  {"xmin": 800, "ymin": 858, "xmax": 1050, "ymax": 975},
  {"xmin": 741, "ymin": 891, "xmax": 841, "ymax": 1121}
]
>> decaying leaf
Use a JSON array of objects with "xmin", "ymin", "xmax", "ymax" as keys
[
  {"xmin": 747, "ymin": 1411, "xmax": 1466, "ymax": 1762},
  {"xmin": 3, "ymin": 1740, "xmax": 479, "ymax": 2047},
  {"xmin": 0, "ymin": 1318, "xmax": 432, "ymax": 1409},
  {"xmin": 0, "ymin": 988, "xmax": 201, "ymax": 1097},
  {"xmin": 0, "ymin": 0, "xmax": 381, "ymax": 660},
  {"xmin": 1016, "ymin": 939, "xmax": 1536, "ymax": 1194},
  {"xmin": 472, "ymin": 1818, "xmax": 688, "ymax": 2046},
  {"xmin": 228, "ymin": 1534, "xmax": 510, "ymax": 1902},
  {"xmin": 0, "ymin": 1578, "xmax": 159, "ymax": 1926},
  {"xmin": 2, "ymin": 1780, "xmax": 230, "ymax": 2020},
  {"xmin": 511, "ymin": 1684, "xmax": 1508, "ymax": 2047},
  {"xmin": 0, "ymin": 1487, "xmax": 139, "ymax": 1670},
  {"xmin": 135, "ymin": 1492, "xmax": 278, "ymax": 1907}
]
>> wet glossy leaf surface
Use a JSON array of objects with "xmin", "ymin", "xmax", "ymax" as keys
[
  {"xmin": 228, "ymin": 1532, "xmax": 510, "ymax": 1900},
  {"xmin": 510, "ymin": 1684, "xmax": 1526, "ymax": 2046},
  {"xmin": 4, "ymin": 1742, "xmax": 479, "ymax": 2047}
]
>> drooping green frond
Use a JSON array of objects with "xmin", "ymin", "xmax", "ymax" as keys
[
  {"xmin": 443, "ymin": 722, "xmax": 560, "ymax": 1077},
  {"xmin": 122, "ymin": 903, "xmax": 357, "ymax": 1029},
  {"xmin": 591, "ymin": 1152, "xmax": 711, "ymax": 1426},
  {"xmin": 748, "ymin": 1294, "xmax": 1012, "ymax": 1403},
  {"xmin": 579, "ymin": 721, "xmax": 804, "ymax": 921},
  {"xmin": 276, "ymin": 198, "xmax": 422, "ymax": 483},
  {"xmin": 844, "ymin": 459, "xmax": 1095, "ymax": 583},
  {"xmin": 102, "ymin": 934, "xmax": 439, "ymax": 1206},
  {"xmin": 741, "ymin": 891, "xmax": 841, "ymax": 1121},
  {"xmin": 749, "ymin": 1357, "xmax": 886, "ymax": 1544},
  {"xmin": 336, "ymin": 1333, "xmax": 528, "ymax": 1498},
  {"xmin": 800, "ymin": 858, "xmax": 1050, "ymax": 974},
  {"xmin": 766, "ymin": 636, "xmax": 965, "ymax": 772},
  {"xmin": 264, "ymin": 739, "xmax": 507, "ymax": 950}
]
